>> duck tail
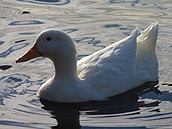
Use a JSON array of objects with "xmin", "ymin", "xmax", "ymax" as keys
[
  {"xmin": 136, "ymin": 22, "xmax": 159, "ymax": 81},
  {"xmin": 137, "ymin": 22, "xmax": 158, "ymax": 55}
]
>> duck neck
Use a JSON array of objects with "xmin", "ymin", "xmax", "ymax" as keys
[{"xmin": 52, "ymin": 55, "xmax": 77, "ymax": 79}]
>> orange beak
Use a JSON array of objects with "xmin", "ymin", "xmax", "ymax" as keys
[{"xmin": 16, "ymin": 44, "xmax": 42, "ymax": 63}]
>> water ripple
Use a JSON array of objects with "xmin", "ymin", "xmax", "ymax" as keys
[
  {"xmin": 17, "ymin": 0, "xmax": 70, "ymax": 5},
  {"xmin": 9, "ymin": 20, "xmax": 45, "ymax": 26},
  {"xmin": 0, "ymin": 41, "xmax": 4, "ymax": 45},
  {"xmin": 74, "ymin": 37, "xmax": 101, "ymax": 46},
  {"xmin": 0, "ymin": 74, "xmax": 31, "ymax": 87},
  {"xmin": 63, "ymin": 29, "xmax": 78, "ymax": 33},
  {"xmin": 0, "ymin": 43, "xmax": 30, "ymax": 58},
  {"xmin": 0, "ymin": 121, "xmax": 42, "ymax": 129},
  {"xmin": 129, "ymin": 112, "xmax": 172, "ymax": 120},
  {"xmin": 0, "ymin": 74, "xmax": 32, "ymax": 104},
  {"xmin": 103, "ymin": 24, "xmax": 121, "ymax": 28},
  {"xmin": 109, "ymin": 0, "xmax": 139, "ymax": 5},
  {"xmin": 18, "ymin": 32, "xmax": 36, "ymax": 35},
  {"xmin": 0, "ymin": 65, "xmax": 12, "ymax": 70}
]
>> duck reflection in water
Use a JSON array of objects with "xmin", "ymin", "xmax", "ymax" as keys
[{"xmin": 39, "ymin": 81, "xmax": 161, "ymax": 129}]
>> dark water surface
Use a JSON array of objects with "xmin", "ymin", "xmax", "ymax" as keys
[{"xmin": 0, "ymin": 0, "xmax": 172, "ymax": 128}]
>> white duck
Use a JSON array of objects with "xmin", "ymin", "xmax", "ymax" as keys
[{"xmin": 16, "ymin": 22, "xmax": 158, "ymax": 103}]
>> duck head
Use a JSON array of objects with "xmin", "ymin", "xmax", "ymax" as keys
[
  {"xmin": 16, "ymin": 30, "xmax": 77, "ymax": 77},
  {"xmin": 16, "ymin": 30, "xmax": 77, "ymax": 63}
]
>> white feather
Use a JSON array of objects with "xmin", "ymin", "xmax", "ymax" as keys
[{"xmin": 35, "ymin": 23, "xmax": 159, "ymax": 102}]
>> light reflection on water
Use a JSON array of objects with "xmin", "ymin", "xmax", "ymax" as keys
[{"xmin": 0, "ymin": 0, "xmax": 172, "ymax": 128}]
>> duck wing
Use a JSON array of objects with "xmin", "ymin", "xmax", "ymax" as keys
[{"xmin": 77, "ymin": 29, "xmax": 150, "ymax": 98}]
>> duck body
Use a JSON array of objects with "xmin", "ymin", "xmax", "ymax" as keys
[{"xmin": 16, "ymin": 22, "xmax": 158, "ymax": 103}]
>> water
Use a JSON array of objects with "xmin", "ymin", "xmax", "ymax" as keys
[{"xmin": 0, "ymin": 0, "xmax": 172, "ymax": 128}]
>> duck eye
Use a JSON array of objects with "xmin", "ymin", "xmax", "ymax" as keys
[{"xmin": 46, "ymin": 37, "xmax": 52, "ymax": 41}]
